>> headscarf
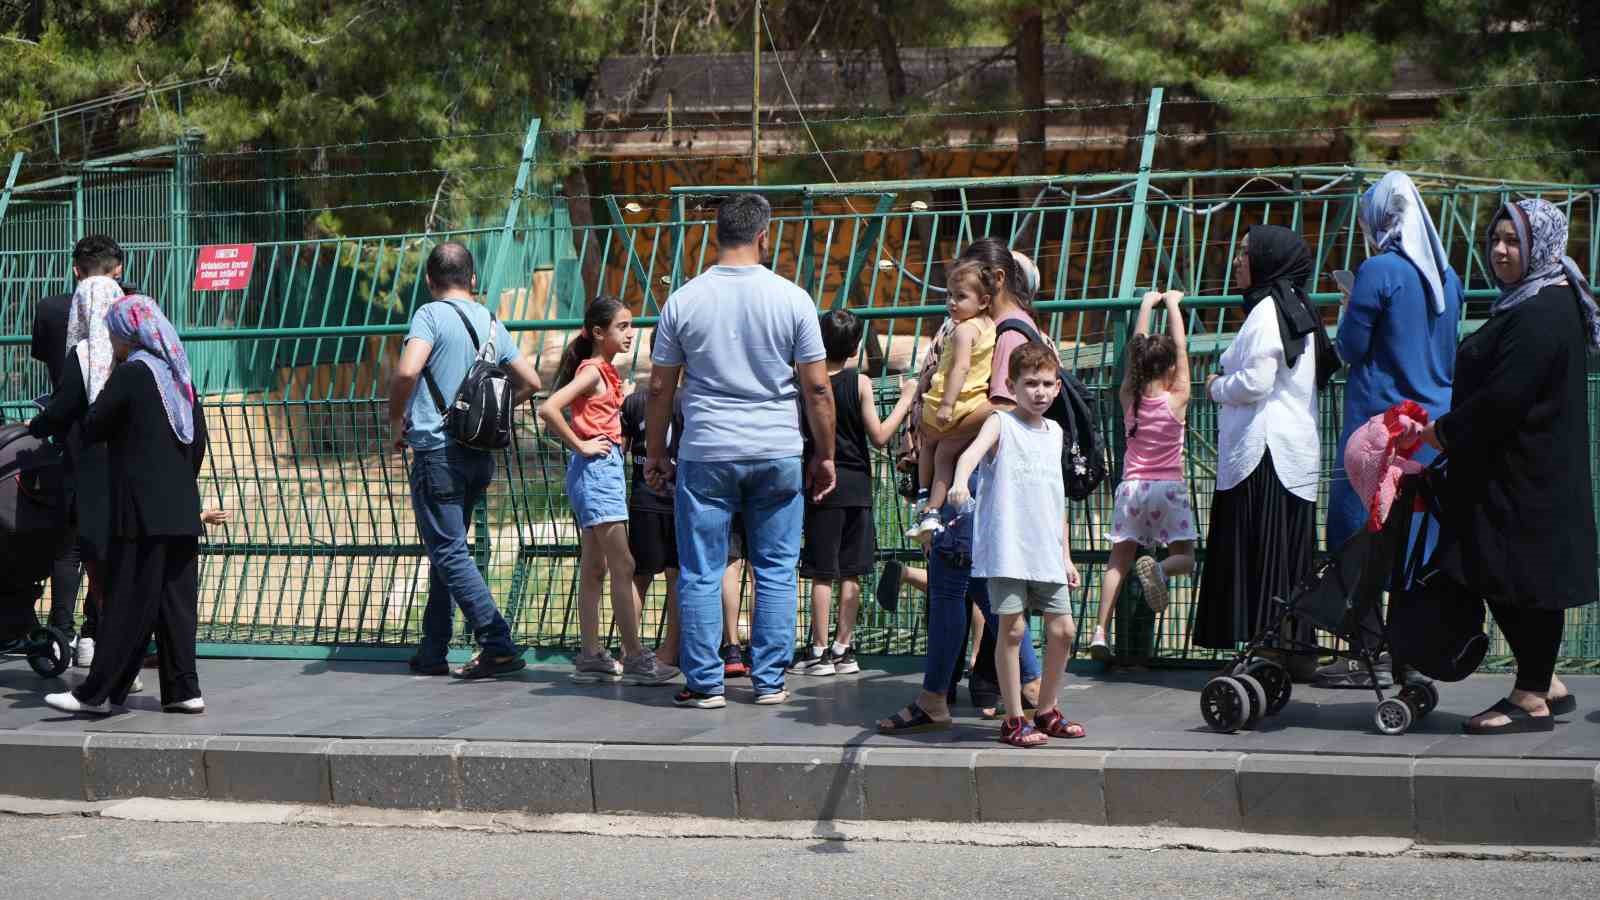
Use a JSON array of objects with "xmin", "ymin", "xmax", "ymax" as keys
[
  {"xmin": 1241, "ymin": 224, "xmax": 1325, "ymax": 371},
  {"xmin": 103, "ymin": 296, "xmax": 197, "ymax": 444},
  {"xmin": 1359, "ymin": 172, "xmax": 1451, "ymax": 315},
  {"xmin": 1486, "ymin": 199, "xmax": 1600, "ymax": 349},
  {"xmin": 65, "ymin": 275, "xmax": 124, "ymax": 402}
]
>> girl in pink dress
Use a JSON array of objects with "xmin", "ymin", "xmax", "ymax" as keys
[{"xmin": 1088, "ymin": 290, "xmax": 1199, "ymax": 660}]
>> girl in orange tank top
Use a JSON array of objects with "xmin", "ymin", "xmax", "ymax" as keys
[
  {"xmin": 540, "ymin": 297, "xmax": 678, "ymax": 687},
  {"xmin": 1089, "ymin": 291, "xmax": 1200, "ymax": 662}
]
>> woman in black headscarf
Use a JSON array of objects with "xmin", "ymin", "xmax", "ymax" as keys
[{"xmin": 1194, "ymin": 225, "xmax": 1336, "ymax": 674}]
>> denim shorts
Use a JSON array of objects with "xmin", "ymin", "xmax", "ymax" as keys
[{"xmin": 566, "ymin": 444, "xmax": 629, "ymax": 529}]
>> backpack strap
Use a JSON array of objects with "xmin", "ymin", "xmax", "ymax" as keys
[
  {"xmin": 420, "ymin": 299, "xmax": 486, "ymax": 416},
  {"xmin": 993, "ymin": 317, "xmax": 1046, "ymax": 346}
]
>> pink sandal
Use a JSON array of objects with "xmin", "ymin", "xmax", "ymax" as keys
[
  {"xmin": 1034, "ymin": 708, "xmax": 1086, "ymax": 739},
  {"xmin": 1000, "ymin": 715, "xmax": 1048, "ymax": 748}
]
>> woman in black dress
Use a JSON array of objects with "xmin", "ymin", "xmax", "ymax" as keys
[
  {"xmin": 45, "ymin": 296, "xmax": 208, "ymax": 716},
  {"xmin": 1422, "ymin": 198, "xmax": 1599, "ymax": 734}
]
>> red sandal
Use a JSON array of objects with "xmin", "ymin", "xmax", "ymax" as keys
[
  {"xmin": 1034, "ymin": 708, "xmax": 1086, "ymax": 739},
  {"xmin": 1000, "ymin": 715, "xmax": 1048, "ymax": 748}
]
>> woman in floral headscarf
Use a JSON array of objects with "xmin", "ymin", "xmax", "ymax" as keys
[
  {"xmin": 1421, "ymin": 198, "xmax": 1599, "ymax": 735},
  {"xmin": 45, "ymin": 296, "xmax": 209, "ymax": 717},
  {"xmin": 29, "ymin": 274, "xmax": 123, "ymax": 664}
]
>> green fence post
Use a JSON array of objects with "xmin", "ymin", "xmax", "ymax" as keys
[
  {"xmin": 0, "ymin": 152, "xmax": 21, "ymax": 226},
  {"xmin": 483, "ymin": 117, "xmax": 542, "ymax": 313},
  {"xmin": 1110, "ymin": 87, "xmax": 1164, "ymax": 662}
]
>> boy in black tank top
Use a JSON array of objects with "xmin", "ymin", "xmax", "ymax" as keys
[{"xmin": 791, "ymin": 311, "xmax": 918, "ymax": 676}]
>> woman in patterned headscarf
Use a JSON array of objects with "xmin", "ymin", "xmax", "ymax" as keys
[
  {"xmin": 45, "ymin": 297, "xmax": 210, "ymax": 717},
  {"xmin": 1421, "ymin": 198, "xmax": 1598, "ymax": 735}
]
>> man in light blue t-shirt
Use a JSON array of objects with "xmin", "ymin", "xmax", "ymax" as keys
[
  {"xmin": 387, "ymin": 241, "xmax": 542, "ymax": 680},
  {"xmin": 645, "ymin": 193, "xmax": 838, "ymax": 708}
]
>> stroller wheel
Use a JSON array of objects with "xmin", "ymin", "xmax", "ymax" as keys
[
  {"xmin": 1399, "ymin": 681, "xmax": 1439, "ymax": 719},
  {"xmin": 1234, "ymin": 673, "xmax": 1268, "ymax": 728},
  {"xmin": 1200, "ymin": 676, "xmax": 1249, "ymax": 734},
  {"xmin": 27, "ymin": 626, "xmax": 72, "ymax": 678},
  {"xmin": 1244, "ymin": 659, "xmax": 1293, "ymax": 716},
  {"xmin": 1374, "ymin": 697, "xmax": 1414, "ymax": 735}
]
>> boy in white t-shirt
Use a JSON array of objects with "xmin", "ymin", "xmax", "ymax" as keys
[{"xmin": 947, "ymin": 341, "xmax": 1086, "ymax": 748}]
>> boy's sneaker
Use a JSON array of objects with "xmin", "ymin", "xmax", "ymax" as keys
[
  {"xmin": 571, "ymin": 650, "xmax": 623, "ymax": 683},
  {"xmin": 754, "ymin": 690, "xmax": 789, "ymax": 706},
  {"xmin": 1087, "ymin": 627, "xmax": 1112, "ymax": 662},
  {"xmin": 788, "ymin": 645, "xmax": 835, "ymax": 676},
  {"xmin": 75, "ymin": 637, "xmax": 95, "ymax": 668},
  {"xmin": 674, "ymin": 689, "xmax": 726, "ymax": 709},
  {"xmin": 721, "ymin": 643, "xmax": 750, "ymax": 678},
  {"xmin": 621, "ymin": 649, "xmax": 680, "ymax": 686},
  {"xmin": 830, "ymin": 645, "xmax": 860, "ymax": 675},
  {"xmin": 1313, "ymin": 653, "xmax": 1393, "ymax": 689},
  {"xmin": 905, "ymin": 511, "xmax": 944, "ymax": 542}
]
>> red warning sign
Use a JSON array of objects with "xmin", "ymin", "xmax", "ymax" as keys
[{"xmin": 192, "ymin": 244, "xmax": 257, "ymax": 291}]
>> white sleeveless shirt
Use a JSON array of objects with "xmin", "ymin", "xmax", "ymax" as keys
[{"xmin": 972, "ymin": 411, "xmax": 1067, "ymax": 584}]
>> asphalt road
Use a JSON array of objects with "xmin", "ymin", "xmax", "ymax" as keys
[{"xmin": 4, "ymin": 815, "xmax": 1597, "ymax": 899}]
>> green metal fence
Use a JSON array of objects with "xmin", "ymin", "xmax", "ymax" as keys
[{"xmin": 2, "ymin": 92, "xmax": 1598, "ymax": 670}]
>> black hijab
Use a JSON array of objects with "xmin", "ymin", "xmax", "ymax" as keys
[{"xmin": 1241, "ymin": 224, "xmax": 1337, "ymax": 384}]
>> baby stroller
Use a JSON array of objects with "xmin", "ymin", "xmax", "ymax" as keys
[
  {"xmin": 1199, "ymin": 405, "xmax": 1451, "ymax": 736},
  {"xmin": 0, "ymin": 424, "xmax": 74, "ymax": 677}
]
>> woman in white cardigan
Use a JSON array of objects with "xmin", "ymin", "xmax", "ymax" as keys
[{"xmin": 1194, "ymin": 225, "xmax": 1333, "ymax": 678}]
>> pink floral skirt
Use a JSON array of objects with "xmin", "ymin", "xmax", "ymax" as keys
[{"xmin": 1107, "ymin": 479, "xmax": 1199, "ymax": 548}]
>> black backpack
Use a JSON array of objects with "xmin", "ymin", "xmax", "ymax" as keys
[
  {"xmin": 421, "ymin": 300, "xmax": 514, "ymax": 451},
  {"xmin": 993, "ymin": 318, "xmax": 1108, "ymax": 501}
]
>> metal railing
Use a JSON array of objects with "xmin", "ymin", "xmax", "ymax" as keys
[{"xmin": 2, "ymin": 90, "xmax": 1597, "ymax": 670}]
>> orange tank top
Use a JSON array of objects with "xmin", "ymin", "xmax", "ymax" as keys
[{"xmin": 571, "ymin": 358, "xmax": 623, "ymax": 443}]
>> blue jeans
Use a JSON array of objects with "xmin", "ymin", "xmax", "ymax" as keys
[
  {"xmin": 921, "ymin": 495, "xmax": 1039, "ymax": 697},
  {"xmin": 409, "ymin": 445, "xmax": 515, "ymax": 664},
  {"xmin": 674, "ymin": 457, "xmax": 804, "ymax": 696}
]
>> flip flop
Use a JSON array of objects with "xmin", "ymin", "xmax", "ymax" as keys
[
  {"xmin": 1462, "ymin": 698, "xmax": 1555, "ymax": 735},
  {"xmin": 1549, "ymin": 693, "xmax": 1577, "ymax": 716},
  {"xmin": 877, "ymin": 704, "xmax": 952, "ymax": 734}
]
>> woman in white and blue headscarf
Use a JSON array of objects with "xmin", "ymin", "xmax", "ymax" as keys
[
  {"xmin": 1327, "ymin": 171, "xmax": 1464, "ymax": 570},
  {"xmin": 1420, "ymin": 198, "xmax": 1598, "ymax": 734}
]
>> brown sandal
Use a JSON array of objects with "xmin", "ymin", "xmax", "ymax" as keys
[{"xmin": 1034, "ymin": 708, "xmax": 1086, "ymax": 739}]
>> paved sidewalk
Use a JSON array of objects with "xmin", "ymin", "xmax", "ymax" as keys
[
  {"xmin": 3, "ymin": 658, "xmax": 1595, "ymax": 757},
  {"xmin": 2, "ymin": 658, "xmax": 1597, "ymax": 845}
]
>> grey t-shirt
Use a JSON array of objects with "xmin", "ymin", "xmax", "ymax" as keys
[
  {"xmin": 651, "ymin": 265, "xmax": 825, "ymax": 462},
  {"xmin": 404, "ymin": 298, "xmax": 520, "ymax": 451}
]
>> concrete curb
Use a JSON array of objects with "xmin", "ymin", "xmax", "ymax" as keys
[{"xmin": 3, "ymin": 732, "xmax": 1597, "ymax": 847}]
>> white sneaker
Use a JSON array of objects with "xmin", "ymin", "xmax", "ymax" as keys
[
  {"xmin": 905, "ymin": 511, "xmax": 944, "ymax": 542},
  {"xmin": 755, "ymin": 690, "xmax": 790, "ymax": 705},
  {"xmin": 45, "ymin": 691, "xmax": 110, "ymax": 715},
  {"xmin": 129, "ymin": 675, "xmax": 144, "ymax": 694},
  {"xmin": 162, "ymin": 698, "xmax": 206, "ymax": 715},
  {"xmin": 1088, "ymin": 627, "xmax": 1112, "ymax": 662},
  {"xmin": 75, "ymin": 637, "xmax": 95, "ymax": 668}
]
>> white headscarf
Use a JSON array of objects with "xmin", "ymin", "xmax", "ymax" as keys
[
  {"xmin": 65, "ymin": 275, "xmax": 124, "ymax": 402},
  {"xmin": 1358, "ymin": 172, "xmax": 1451, "ymax": 315}
]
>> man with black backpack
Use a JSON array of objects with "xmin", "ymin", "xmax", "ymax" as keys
[{"xmin": 387, "ymin": 241, "xmax": 543, "ymax": 679}]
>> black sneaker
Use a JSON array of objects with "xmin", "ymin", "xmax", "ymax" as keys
[
  {"xmin": 1313, "ymin": 653, "xmax": 1393, "ymax": 689},
  {"xmin": 453, "ymin": 652, "xmax": 528, "ymax": 679},
  {"xmin": 721, "ymin": 642, "xmax": 750, "ymax": 678},
  {"xmin": 674, "ymin": 688, "xmax": 727, "ymax": 709},
  {"xmin": 787, "ymin": 645, "xmax": 835, "ymax": 676},
  {"xmin": 830, "ymin": 645, "xmax": 860, "ymax": 675}
]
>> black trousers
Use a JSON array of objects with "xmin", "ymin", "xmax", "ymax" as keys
[
  {"xmin": 73, "ymin": 536, "xmax": 200, "ymax": 707},
  {"xmin": 47, "ymin": 525, "xmax": 100, "ymax": 639},
  {"xmin": 1487, "ymin": 602, "xmax": 1564, "ymax": 693}
]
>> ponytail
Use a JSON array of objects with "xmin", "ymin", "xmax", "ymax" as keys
[
  {"xmin": 1126, "ymin": 332, "xmax": 1178, "ymax": 438},
  {"xmin": 556, "ymin": 295, "xmax": 627, "ymax": 389}
]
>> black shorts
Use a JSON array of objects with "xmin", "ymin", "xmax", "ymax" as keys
[
  {"xmin": 799, "ymin": 505, "xmax": 876, "ymax": 580},
  {"xmin": 629, "ymin": 508, "xmax": 678, "ymax": 576},
  {"xmin": 629, "ymin": 509, "xmax": 748, "ymax": 575}
]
